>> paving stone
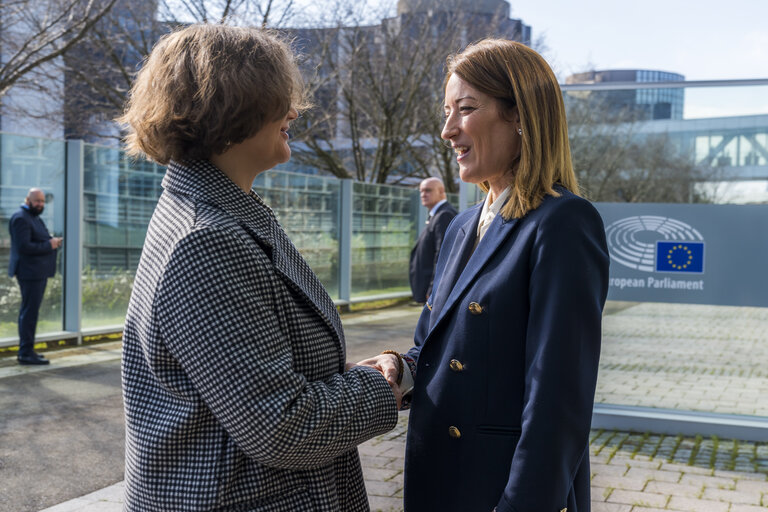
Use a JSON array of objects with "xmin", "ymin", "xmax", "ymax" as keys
[
  {"xmin": 730, "ymin": 504, "xmax": 768, "ymax": 512},
  {"xmin": 362, "ymin": 466, "xmax": 402, "ymax": 482},
  {"xmin": 667, "ymin": 496, "xmax": 730, "ymax": 512},
  {"xmin": 368, "ymin": 495, "xmax": 404, "ymax": 512},
  {"xmin": 605, "ymin": 489, "xmax": 668, "ymax": 507},
  {"xmin": 590, "ymin": 475, "xmax": 647, "ymax": 491},
  {"xmin": 618, "ymin": 458, "xmax": 663, "ymax": 470},
  {"xmin": 644, "ymin": 480, "xmax": 702, "ymax": 498},
  {"xmin": 625, "ymin": 467, "xmax": 682, "ymax": 483},
  {"xmin": 590, "ymin": 502, "xmax": 632, "ymax": 512},
  {"xmin": 360, "ymin": 455, "xmax": 402, "ymax": 470},
  {"xmin": 661, "ymin": 462, "xmax": 713, "ymax": 475},
  {"xmin": 702, "ymin": 487, "xmax": 762, "ymax": 505},
  {"xmin": 735, "ymin": 478, "xmax": 768, "ymax": 492},
  {"xmin": 679, "ymin": 473, "xmax": 736, "ymax": 489},
  {"xmin": 591, "ymin": 486, "xmax": 610, "ymax": 502},
  {"xmin": 364, "ymin": 479, "xmax": 402, "ymax": 497},
  {"xmin": 591, "ymin": 462, "xmax": 629, "ymax": 477}
]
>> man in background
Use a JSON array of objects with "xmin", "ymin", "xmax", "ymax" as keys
[
  {"xmin": 409, "ymin": 177, "xmax": 457, "ymax": 303},
  {"xmin": 8, "ymin": 188, "xmax": 62, "ymax": 365}
]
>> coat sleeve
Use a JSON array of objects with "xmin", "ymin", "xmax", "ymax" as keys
[
  {"xmin": 497, "ymin": 198, "xmax": 609, "ymax": 512},
  {"xmin": 155, "ymin": 227, "xmax": 398, "ymax": 471},
  {"xmin": 10, "ymin": 215, "xmax": 53, "ymax": 256}
]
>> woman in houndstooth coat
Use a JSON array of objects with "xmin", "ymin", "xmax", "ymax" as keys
[{"xmin": 118, "ymin": 25, "xmax": 399, "ymax": 511}]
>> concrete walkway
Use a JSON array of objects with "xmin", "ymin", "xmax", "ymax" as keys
[{"xmin": 3, "ymin": 302, "xmax": 768, "ymax": 511}]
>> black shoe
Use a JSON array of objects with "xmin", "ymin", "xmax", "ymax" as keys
[{"xmin": 17, "ymin": 354, "xmax": 50, "ymax": 365}]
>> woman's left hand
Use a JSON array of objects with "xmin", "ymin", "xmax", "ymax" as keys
[{"xmin": 348, "ymin": 354, "xmax": 403, "ymax": 408}]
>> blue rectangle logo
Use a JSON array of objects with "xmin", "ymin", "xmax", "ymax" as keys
[{"xmin": 655, "ymin": 241, "xmax": 704, "ymax": 273}]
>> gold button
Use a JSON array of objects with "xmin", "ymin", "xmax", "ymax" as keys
[
  {"xmin": 449, "ymin": 359, "xmax": 464, "ymax": 372},
  {"xmin": 468, "ymin": 302, "xmax": 483, "ymax": 315},
  {"xmin": 448, "ymin": 426, "xmax": 461, "ymax": 439},
  {"xmin": 560, "ymin": 508, "xmax": 567, "ymax": 512},
  {"xmin": 426, "ymin": 303, "xmax": 432, "ymax": 311}
]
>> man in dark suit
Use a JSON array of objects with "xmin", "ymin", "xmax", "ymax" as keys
[
  {"xmin": 8, "ymin": 188, "xmax": 62, "ymax": 365},
  {"xmin": 409, "ymin": 177, "xmax": 457, "ymax": 303}
]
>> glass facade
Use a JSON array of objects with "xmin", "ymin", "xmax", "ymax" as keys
[{"xmin": 0, "ymin": 134, "xmax": 65, "ymax": 338}]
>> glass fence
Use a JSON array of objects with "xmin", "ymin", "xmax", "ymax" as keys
[
  {"xmin": 253, "ymin": 170, "xmax": 341, "ymax": 297},
  {"xmin": 0, "ymin": 134, "xmax": 65, "ymax": 338},
  {"xmin": 1, "ymin": 136, "xmax": 450, "ymax": 338},
  {"xmin": 561, "ymin": 81, "xmax": 768, "ymax": 433}
]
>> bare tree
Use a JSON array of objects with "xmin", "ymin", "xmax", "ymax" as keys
[
  {"xmin": 290, "ymin": 6, "xmax": 449, "ymax": 184},
  {"xmin": 0, "ymin": 0, "xmax": 119, "ymax": 100},
  {"xmin": 289, "ymin": 0, "xmax": 530, "ymax": 188},
  {"xmin": 56, "ymin": 0, "xmax": 298, "ymax": 140},
  {"xmin": 566, "ymin": 92, "xmax": 715, "ymax": 203}
]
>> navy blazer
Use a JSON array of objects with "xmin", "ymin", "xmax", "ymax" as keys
[
  {"xmin": 409, "ymin": 201, "xmax": 458, "ymax": 302},
  {"xmin": 8, "ymin": 206, "xmax": 57, "ymax": 280},
  {"xmin": 404, "ymin": 187, "xmax": 609, "ymax": 512}
]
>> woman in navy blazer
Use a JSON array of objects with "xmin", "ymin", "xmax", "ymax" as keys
[{"xmin": 363, "ymin": 39, "xmax": 609, "ymax": 511}]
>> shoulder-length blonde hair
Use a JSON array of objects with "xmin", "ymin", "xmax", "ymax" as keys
[
  {"xmin": 446, "ymin": 38, "xmax": 579, "ymax": 219},
  {"xmin": 118, "ymin": 24, "xmax": 308, "ymax": 165}
]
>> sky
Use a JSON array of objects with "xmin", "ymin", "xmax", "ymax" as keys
[{"xmin": 506, "ymin": 0, "xmax": 768, "ymax": 82}]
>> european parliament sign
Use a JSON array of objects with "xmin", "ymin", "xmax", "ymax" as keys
[{"xmin": 594, "ymin": 203, "xmax": 768, "ymax": 307}]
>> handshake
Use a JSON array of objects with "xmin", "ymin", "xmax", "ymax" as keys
[{"xmin": 347, "ymin": 351, "xmax": 414, "ymax": 409}]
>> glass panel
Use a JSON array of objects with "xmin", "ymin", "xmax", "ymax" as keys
[
  {"xmin": 253, "ymin": 169, "xmax": 340, "ymax": 298},
  {"xmin": 351, "ymin": 181, "xmax": 418, "ymax": 297},
  {"xmin": 569, "ymin": 82, "xmax": 768, "ymax": 422},
  {"xmin": 82, "ymin": 144, "xmax": 165, "ymax": 329},
  {"xmin": 0, "ymin": 134, "xmax": 65, "ymax": 339}
]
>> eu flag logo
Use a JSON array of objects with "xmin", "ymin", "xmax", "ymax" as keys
[{"xmin": 655, "ymin": 241, "xmax": 704, "ymax": 273}]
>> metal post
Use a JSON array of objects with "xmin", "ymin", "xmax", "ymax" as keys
[
  {"xmin": 64, "ymin": 140, "xmax": 83, "ymax": 341},
  {"xmin": 338, "ymin": 179, "xmax": 353, "ymax": 304},
  {"xmin": 415, "ymin": 192, "xmax": 427, "ymax": 232},
  {"xmin": 458, "ymin": 180, "xmax": 468, "ymax": 212}
]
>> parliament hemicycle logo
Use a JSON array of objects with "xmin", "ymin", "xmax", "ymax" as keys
[{"xmin": 605, "ymin": 216, "xmax": 705, "ymax": 274}]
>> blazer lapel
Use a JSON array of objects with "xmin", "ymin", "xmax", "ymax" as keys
[
  {"xmin": 428, "ymin": 212, "xmax": 520, "ymax": 336},
  {"xmin": 429, "ymin": 207, "xmax": 480, "ymax": 328}
]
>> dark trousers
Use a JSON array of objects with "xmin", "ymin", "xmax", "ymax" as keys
[{"xmin": 17, "ymin": 278, "xmax": 47, "ymax": 358}]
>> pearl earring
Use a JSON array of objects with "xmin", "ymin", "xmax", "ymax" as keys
[{"xmin": 517, "ymin": 128, "xmax": 522, "ymax": 135}]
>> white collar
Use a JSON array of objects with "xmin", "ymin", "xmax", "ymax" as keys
[
  {"xmin": 429, "ymin": 199, "xmax": 447, "ymax": 217},
  {"xmin": 478, "ymin": 186, "xmax": 511, "ymax": 232}
]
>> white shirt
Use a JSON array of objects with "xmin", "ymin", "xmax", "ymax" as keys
[
  {"xmin": 429, "ymin": 199, "xmax": 448, "ymax": 218},
  {"xmin": 476, "ymin": 185, "xmax": 512, "ymax": 245}
]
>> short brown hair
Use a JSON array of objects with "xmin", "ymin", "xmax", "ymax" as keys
[
  {"xmin": 446, "ymin": 39, "xmax": 579, "ymax": 219},
  {"xmin": 119, "ymin": 24, "xmax": 308, "ymax": 165}
]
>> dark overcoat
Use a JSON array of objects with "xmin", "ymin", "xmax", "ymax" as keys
[
  {"xmin": 122, "ymin": 160, "xmax": 398, "ymax": 511},
  {"xmin": 8, "ymin": 206, "xmax": 56, "ymax": 279},
  {"xmin": 409, "ymin": 201, "xmax": 458, "ymax": 302},
  {"xmin": 404, "ymin": 187, "xmax": 609, "ymax": 512}
]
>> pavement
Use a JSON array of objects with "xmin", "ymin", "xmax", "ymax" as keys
[{"xmin": 1, "ymin": 302, "xmax": 767, "ymax": 511}]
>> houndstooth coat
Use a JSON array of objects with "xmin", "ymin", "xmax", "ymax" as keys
[{"xmin": 122, "ymin": 160, "xmax": 398, "ymax": 511}]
